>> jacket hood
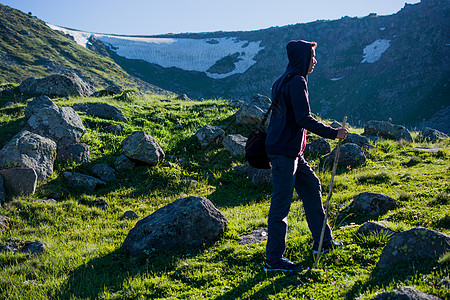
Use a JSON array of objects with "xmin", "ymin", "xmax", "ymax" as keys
[
  {"xmin": 285, "ymin": 40, "xmax": 313, "ymax": 78},
  {"xmin": 271, "ymin": 40, "xmax": 313, "ymax": 100}
]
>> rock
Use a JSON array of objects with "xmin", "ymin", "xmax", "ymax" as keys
[
  {"xmin": 0, "ymin": 168, "xmax": 38, "ymax": 196},
  {"xmin": 0, "ymin": 239, "xmax": 20, "ymax": 253},
  {"xmin": 114, "ymin": 154, "xmax": 134, "ymax": 171},
  {"xmin": 417, "ymin": 127, "xmax": 449, "ymax": 142},
  {"xmin": 34, "ymin": 199, "xmax": 57, "ymax": 204},
  {"xmin": 357, "ymin": 221, "xmax": 395, "ymax": 237},
  {"xmin": 252, "ymin": 169, "xmax": 272, "ymax": 186},
  {"xmin": 92, "ymin": 164, "xmax": 117, "ymax": 182},
  {"xmin": 94, "ymin": 199, "xmax": 109, "ymax": 210},
  {"xmin": 63, "ymin": 171, "xmax": 106, "ymax": 192},
  {"xmin": 364, "ymin": 120, "xmax": 413, "ymax": 142},
  {"xmin": 330, "ymin": 121, "xmax": 341, "ymax": 128},
  {"xmin": 24, "ymin": 96, "xmax": 58, "ymax": 119},
  {"xmin": 223, "ymin": 134, "xmax": 247, "ymax": 156},
  {"xmin": 0, "ymin": 215, "xmax": 10, "ymax": 233},
  {"xmin": 3, "ymin": 101, "xmax": 14, "ymax": 108},
  {"xmin": 238, "ymin": 227, "xmax": 268, "ymax": 245},
  {"xmin": 0, "ymin": 130, "xmax": 56, "ymax": 181},
  {"xmin": 410, "ymin": 147, "xmax": 439, "ymax": 153},
  {"xmin": 124, "ymin": 210, "xmax": 139, "ymax": 220},
  {"xmin": 325, "ymin": 143, "xmax": 366, "ymax": 168},
  {"xmin": 351, "ymin": 192, "xmax": 397, "ymax": 216},
  {"xmin": 0, "ymin": 239, "xmax": 46, "ymax": 255},
  {"xmin": 22, "ymin": 241, "xmax": 46, "ymax": 255},
  {"xmin": 105, "ymin": 84, "xmax": 123, "ymax": 95},
  {"xmin": 235, "ymin": 94, "xmax": 271, "ymax": 125},
  {"xmin": 304, "ymin": 138, "xmax": 331, "ymax": 156},
  {"xmin": 233, "ymin": 163, "xmax": 254, "ymax": 178},
  {"xmin": 343, "ymin": 133, "xmax": 375, "ymax": 149},
  {"xmin": 73, "ymin": 102, "xmax": 128, "ymax": 122},
  {"xmin": 27, "ymin": 107, "xmax": 86, "ymax": 146},
  {"xmin": 377, "ymin": 227, "xmax": 450, "ymax": 269},
  {"xmin": 0, "ymin": 174, "xmax": 5, "ymax": 203},
  {"xmin": 122, "ymin": 196, "xmax": 228, "ymax": 255},
  {"xmin": 19, "ymin": 73, "xmax": 96, "ymax": 97},
  {"xmin": 371, "ymin": 286, "xmax": 442, "ymax": 300},
  {"xmin": 228, "ymin": 99, "xmax": 245, "ymax": 108},
  {"xmin": 121, "ymin": 131, "xmax": 165, "ymax": 166},
  {"xmin": 105, "ymin": 124, "xmax": 125, "ymax": 135},
  {"xmin": 176, "ymin": 94, "xmax": 192, "ymax": 101},
  {"xmin": 56, "ymin": 143, "xmax": 90, "ymax": 164},
  {"xmin": 194, "ymin": 125, "xmax": 225, "ymax": 148}
]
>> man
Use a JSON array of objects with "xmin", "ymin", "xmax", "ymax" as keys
[{"xmin": 264, "ymin": 40, "xmax": 348, "ymax": 273}]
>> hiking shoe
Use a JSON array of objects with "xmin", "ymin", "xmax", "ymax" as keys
[
  {"xmin": 264, "ymin": 257, "xmax": 303, "ymax": 273},
  {"xmin": 312, "ymin": 240, "xmax": 343, "ymax": 255}
]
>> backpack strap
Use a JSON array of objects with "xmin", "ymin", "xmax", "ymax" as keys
[{"xmin": 258, "ymin": 74, "xmax": 297, "ymax": 131}]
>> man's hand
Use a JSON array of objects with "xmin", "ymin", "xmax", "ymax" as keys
[{"xmin": 337, "ymin": 127, "xmax": 348, "ymax": 140}]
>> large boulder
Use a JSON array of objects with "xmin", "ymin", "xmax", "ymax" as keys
[
  {"xmin": 73, "ymin": 103, "xmax": 128, "ymax": 122},
  {"xmin": 56, "ymin": 143, "xmax": 90, "ymax": 164},
  {"xmin": 121, "ymin": 131, "xmax": 165, "ymax": 166},
  {"xmin": 194, "ymin": 125, "xmax": 225, "ymax": 149},
  {"xmin": 325, "ymin": 143, "xmax": 366, "ymax": 168},
  {"xmin": 24, "ymin": 96, "xmax": 58, "ymax": 119},
  {"xmin": 122, "ymin": 196, "xmax": 228, "ymax": 255},
  {"xmin": 371, "ymin": 286, "xmax": 442, "ymax": 300},
  {"xmin": 364, "ymin": 120, "xmax": 413, "ymax": 142},
  {"xmin": 27, "ymin": 107, "xmax": 86, "ymax": 146},
  {"xmin": 351, "ymin": 192, "xmax": 397, "ymax": 216},
  {"xmin": 343, "ymin": 133, "xmax": 375, "ymax": 149},
  {"xmin": 223, "ymin": 134, "xmax": 247, "ymax": 156},
  {"xmin": 92, "ymin": 164, "xmax": 117, "ymax": 182},
  {"xmin": 377, "ymin": 227, "xmax": 450, "ymax": 269},
  {"xmin": 304, "ymin": 138, "xmax": 331, "ymax": 156},
  {"xmin": 63, "ymin": 171, "xmax": 106, "ymax": 192},
  {"xmin": 417, "ymin": 127, "xmax": 449, "ymax": 142},
  {"xmin": 0, "ymin": 168, "xmax": 38, "ymax": 196},
  {"xmin": 0, "ymin": 130, "xmax": 57, "ymax": 181},
  {"xmin": 19, "ymin": 73, "xmax": 96, "ymax": 97},
  {"xmin": 235, "ymin": 94, "xmax": 271, "ymax": 125}
]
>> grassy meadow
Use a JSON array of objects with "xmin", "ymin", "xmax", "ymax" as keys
[{"xmin": 0, "ymin": 87, "xmax": 449, "ymax": 299}]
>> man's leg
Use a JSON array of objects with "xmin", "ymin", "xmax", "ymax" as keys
[
  {"xmin": 266, "ymin": 155, "xmax": 297, "ymax": 261},
  {"xmin": 294, "ymin": 156, "xmax": 333, "ymax": 246}
]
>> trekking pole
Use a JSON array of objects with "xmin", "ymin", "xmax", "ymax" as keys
[{"xmin": 314, "ymin": 116, "xmax": 347, "ymax": 269}]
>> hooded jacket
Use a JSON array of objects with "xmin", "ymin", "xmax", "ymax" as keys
[{"xmin": 265, "ymin": 40, "xmax": 338, "ymax": 158}]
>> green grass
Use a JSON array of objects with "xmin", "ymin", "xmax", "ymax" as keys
[{"xmin": 0, "ymin": 89, "xmax": 449, "ymax": 299}]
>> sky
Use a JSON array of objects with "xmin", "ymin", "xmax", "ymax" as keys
[{"xmin": 1, "ymin": 0, "xmax": 421, "ymax": 36}]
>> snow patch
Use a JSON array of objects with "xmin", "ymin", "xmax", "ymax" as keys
[
  {"xmin": 379, "ymin": 27, "xmax": 386, "ymax": 31},
  {"xmin": 330, "ymin": 76, "xmax": 345, "ymax": 81},
  {"xmin": 47, "ymin": 24, "xmax": 264, "ymax": 79},
  {"xmin": 361, "ymin": 39, "xmax": 391, "ymax": 64}
]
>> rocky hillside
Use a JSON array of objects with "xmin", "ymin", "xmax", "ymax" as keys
[
  {"xmin": 0, "ymin": 4, "xmax": 169, "ymax": 95},
  {"xmin": 50, "ymin": 0, "xmax": 449, "ymax": 132},
  {"xmin": 0, "ymin": 1, "xmax": 449, "ymax": 133}
]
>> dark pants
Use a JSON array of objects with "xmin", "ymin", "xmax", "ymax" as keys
[{"xmin": 266, "ymin": 154, "xmax": 332, "ymax": 261}]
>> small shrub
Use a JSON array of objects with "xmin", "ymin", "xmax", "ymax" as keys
[
  {"xmin": 403, "ymin": 156, "xmax": 422, "ymax": 167},
  {"xmin": 428, "ymin": 192, "xmax": 450, "ymax": 206},
  {"xmin": 438, "ymin": 252, "xmax": 450, "ymax": 265},
  {"xmin": 356, "ymin": 172, "xmax": 391, "ymax": 184},
  {"xmin": 377, "ymin": 140, "xmax": 397, "ymax": 153},
  {"xmin": 354, "ymin": 231, "xmax": 393, "ymax": 248}
]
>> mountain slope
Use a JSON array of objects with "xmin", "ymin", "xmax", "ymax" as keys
[
  {"xmin": 0, "ymin": 4, "xmax": 170, "ymax": 94},
  {"xmin": 51, "ymin": 0, "xmax": 449, "ymax": 131}
]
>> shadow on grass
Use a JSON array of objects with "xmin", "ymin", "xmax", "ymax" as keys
[{"xmin": 56, "ymin": 247, "xmax": 198, "ymax": 299}]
